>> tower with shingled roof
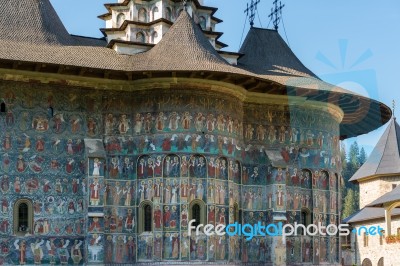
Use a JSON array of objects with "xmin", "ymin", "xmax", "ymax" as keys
[
  {"xmin": 343, "ymin": 110, "xmax": 400, "ymax": 266},
  {"xmin": 98, "ymin": 0, "xmax": 241, "ymax": 64}
]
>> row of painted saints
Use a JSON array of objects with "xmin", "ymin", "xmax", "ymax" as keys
[
  {"xmin": 5, "ymin": 231, "xmax": 336, "ymax": 264},
  {"xmin": 244, "ymin": 123, "xmax": 339, "ymax": 146},
  {"xmin": 1, "ymin": 134, "xmax": 84, "ymax": 155},
  {"xmin": 105, "ymin": 112, "xmax": 244, "ymax": 136},
  {"xmin": 2, "ymin": 109, "xmax": 339, "ymax": 146},
  {"xmin": 132, "ymin": 234, "xmax": 336, "ymax": 263},
  {"xmin": 95, "ymin": 155, "xmax": 338, "ymax": 189},
  {"xmin": 135, "ymin": 179, "xmax": 234, "ymax": 205},
  {"xmin": 0, "ymin": 175, "xmax": 86, "ymax": 196},
  {"xmin": 134, "ymin": 233, "xmax": 231, "ymax": 262},
  {"xmin": 0, "ymin": 216, "xmax": 85, "ymax": 237},
  {"xmin": 89, "ymin": 233, "xmax": 229, "ymax": 263},
  {"xmin": 1, "ymin": 110, "xmax": 99, "ymax": 136},
  {"xmin": 136, "ymin": 155, "xmax": 238, "ymax": 181},
  {"xmin": 285, "ymin": 237, "xmax": 338, "ymax": 264},
  {"xmin": 100, "ymin": 137, "xmax": 341, "ymax": 173},
  {"xmin": 1, "ymin": 156, "xmax": 86, "ymax": 176},
  {"xmin": 101, "ymin": 138, "xmax": 341, "ymax": 174},
  {"xmin": 10, "ymin": 238, "xmax": 84, "ymax": 265}
]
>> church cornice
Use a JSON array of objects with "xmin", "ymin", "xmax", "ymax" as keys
[
  {"xmin": 107, "ymin": 39, "xmax": 155, "ymax": 49},
  {"xmin": 100, "ymin": 18, "xmax": 173, "ymax": 34},
  {"xmin": 100, "ymin": 0, "xmax": 222, "ymax": 23},
  {"xmin": 354, "ymin": 173, "xmax": 400, "ymax": 184}
]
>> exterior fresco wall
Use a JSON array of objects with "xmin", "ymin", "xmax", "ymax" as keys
[
  {"xmin": 243, "ymin": 103, "xmax": 341, "ymax": 265},
  {"xmin": 0, "ymin": 80, "xmax": 342, "ymax": 265}
]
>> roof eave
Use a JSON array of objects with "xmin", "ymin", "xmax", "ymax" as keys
[{"xmin": 107, "ymin": 40, "xmax": 155, "ymax": 49}]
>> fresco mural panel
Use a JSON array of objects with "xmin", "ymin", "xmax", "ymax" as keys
[{"xmin": 0, "ymin": 82, "xmax": 343, "ymax": 265}]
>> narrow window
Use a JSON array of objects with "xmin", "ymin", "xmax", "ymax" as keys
[
  {"xmin": 18, "ymin": 203, "xmax": 28, "ymax": 232},
  {"xmin": 165, "ymin": 7, "xmax": 172, "ymax": 21},
  {"xmin": 300, "ymin": 211, "xmax": 307, "ymax": 235},
  {"xmin": 138, "ymin": 8, "xmax": 147, "ymax": 22},
  {"xmin": 192, "ymin": 204, "xmax": 201, "ymax": 227},
  {"xmin": 190, "ymin": 200, "xmax": 206, "ymax": 229},
  {"xmin": 14, "ymin": 199, "xmax": 33, "ymax": 235},
  {"xmin": 116, "ymin": 13, "xmax": 125, "ymax": 28},
  {"xmin": 301, "ymin": 211, "xmax": 307, "ymax": 226},
  {"xmin": 233, "ymin": 203, "xmax": 239, "ymax": 223},
  {"xmin": 47, "ymin": 107, "xmax": 54, "ymax": 118},
  {"xmin": 380, "ymin": 230, "xmax": 385, "ymax": 245},
  {"xmin": 136, "ymin": 32, "xmax": 145, "ymax": 43},
  {"xmin": 0, "ymin": 102, "xmax": 6, "ymax": 113},
  {"xmin": 152, "ymin": 31, "xmax": 158, "ymax": 44},
  {"xmin": 363, "ymin": 232, "xmax": 368, "ymax": 247},
  {"xmin": 152, "ymin": 7, "xmax": 159, "ymax": 21},
  {"xmin": 144, "ymin": 204, "xmax": 152, "ymax": 232},
  {"xmin": 199, "ymin": 16, "xmax": 206, "ymax": 30},
  {"xmin": 299, "ymin": 208, "xmax": 311, "ymax": 235}
]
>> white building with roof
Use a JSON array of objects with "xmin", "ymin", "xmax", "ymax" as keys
[{"xmin": 343, "ymin": 117, "xmax": 400, "ymax": 266}]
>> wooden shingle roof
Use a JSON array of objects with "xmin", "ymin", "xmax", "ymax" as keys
[
  {"xmin": 238, "ymin": 27, "xmax": 318, "ymax": 78},
  {"xmin": 0, "ymin": 0, "xmax": 106, "ymax": 47}
]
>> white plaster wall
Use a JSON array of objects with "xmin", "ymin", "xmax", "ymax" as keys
[
  {"xmin": 114, "ymin": 44, "xmax": 150, "ymax": 55},
  {"xmin": 105, "ymin": 19, "xmax": 113, "ymax": 29},
  {"xmin": 106, "ymin": 32, "xmax": 126, "ymax": 42},
  {"xmin": 347, "ymin": 218, "xmax": 400, "ymax": 266},
  {"xmin": 104, "ymin": 0, "xmax": 220, "ymax": 53},
  {"xmin": 359, "ymin": 177, "xmax": 400, "ymax": 209}
]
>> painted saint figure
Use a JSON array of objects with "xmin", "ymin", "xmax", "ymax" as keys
[
  {"xmin": 89, "ymin": 177, "xmax": 101, "ymax": 206},
  {"xmin": 92, "ymin": 158, "xmax": 101, "ymax": 176},
  {"xmin": 71, "ymin": 240, "xmax": 83, "ymax": 265},
  {"xmin": 119, "ymin": 114, "xmax": 130, "ymax": 134}
]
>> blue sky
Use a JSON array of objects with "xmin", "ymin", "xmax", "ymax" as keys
[{"xmin": 50, "ymin": 0, "xmax": 400, "ymax": 156}]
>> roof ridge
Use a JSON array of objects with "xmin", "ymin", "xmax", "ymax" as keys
[
  {"xmin": 350, "ymin": 117, "xmax": 400, "ymax": 182},
  {"xmin": 375, "ymin": 118, "xmax": 395, "ymax": 175}
]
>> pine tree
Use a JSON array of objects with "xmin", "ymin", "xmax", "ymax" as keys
[
  {"xmin": 348, "ymin": 141, "xmax": 360, "ymax": 169},
  {"xmin": 358, "ymin": 147, "xmax": 367, "ymax": 165},
  {"xmin": 342, "ymin": 188, "xmax": 357, "ymax": 219},
  {"xmin": 340, "ymin": 141, "xmax": 363, "ymax": 218}
]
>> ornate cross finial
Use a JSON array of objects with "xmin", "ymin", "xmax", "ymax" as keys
[
  {"xmin": 244, "ymin": 0, "xmax": 261, "ymax": 27},
  {"xmin": 393, "ymin": 100, "xmax": 396, "ymax": 118},
  {"xmin": 268, "ymin": 0, "xmax": 285, "ymax": 30}
]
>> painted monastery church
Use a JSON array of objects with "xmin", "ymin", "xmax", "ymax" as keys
[{"xmin": 0, "ymin": 0, "xmax": 392, "ymax": 265}]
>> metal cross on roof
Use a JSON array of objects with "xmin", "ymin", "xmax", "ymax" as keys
[
  {"xmin": 268, "ymin": 0, "xmax": 285, "ymax": 30},
  {"xmin": 244, "ymin": 0, "xmax": 261, "ymax": 27}
]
